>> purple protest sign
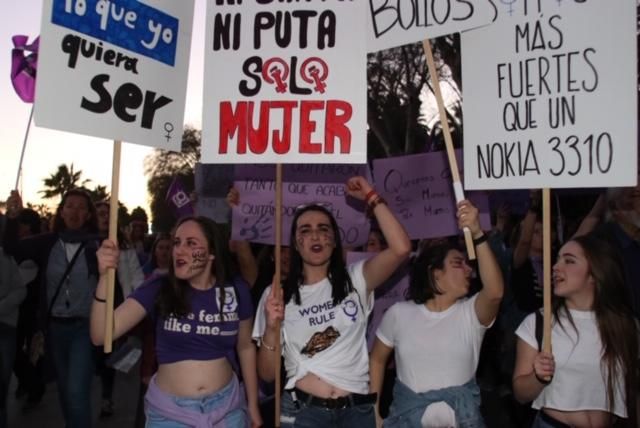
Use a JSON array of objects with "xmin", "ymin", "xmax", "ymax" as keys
[
  {"xmin": 231, "ymin": 164, "xmax": 371, "ymax": 246},
  {"xmin": 166, "ymin": 177, "xmax": 194, "ymax": 219},
  {"xmin": 346, "ymin": 251, "xmax": 409, "ymax": 352},
  {"xmin": 373, "ymin": 150, "xmax": 491, "ymax": 239}
]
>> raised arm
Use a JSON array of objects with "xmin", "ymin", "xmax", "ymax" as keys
[
  {"xmin": 513, "ymin": 191, "xmax": 540, "ymax": 269},
  {"xmin": 345, "ymin": 176, "xmax": 411, "ymax": 292},
  {"xmin": 91, "ymin": 239, "xmax": 146, "ymax": 345},
  {"xmin": 226, "ymin": 187, "xmax": 259, "ymax": 287},
  {"xmin": 457, "ymin": 200, "xmax": 504, "ymax": 326},
  {"xmin": 572, "ymin": 192, "xmax": 606, "ymax": 238}
]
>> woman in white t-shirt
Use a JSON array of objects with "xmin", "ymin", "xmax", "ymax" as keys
[
  {"xmin": 513, "ymin": 234, "xmax": 639, "ymax": 428},
  {"xmin": 370, "ymin": 200, "xmax": 504, "ymax": 428},
  {"xmin": 253, "ymin": 176, "xmax": 411, "ymax": 428}
]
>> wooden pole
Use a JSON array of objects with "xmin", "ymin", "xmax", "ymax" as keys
[
  {"xmin": 542, "ymin": 188, "xmax": 552, "ymax": 356},
  {"xmin": 273, "ymin": 163, "xmax": 283, "ymax": 428},
  {"xmin": 422, "ymin": 39, "xmax": 476, "ymax": 259},
  {"xmin": 14, "ymin": 106, "xmax": 34, "ymax": 189},
  {"xmin": 104, "ymin": 140, "xmax": 122, "ymax": 353}
]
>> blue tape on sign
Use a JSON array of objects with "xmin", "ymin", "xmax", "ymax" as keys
[{"xmin": 51, "ymin": 0, "xmax": 178, "ymax": 66}]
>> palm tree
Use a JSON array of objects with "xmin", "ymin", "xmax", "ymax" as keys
[{"xmin": 39, "ymin": 163, "xmax": 91, "ymax": 200}]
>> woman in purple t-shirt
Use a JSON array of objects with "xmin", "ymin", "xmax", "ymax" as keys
[{"xmin": 91, "ymin": 216, "xmax": 262, "ymax": 427}]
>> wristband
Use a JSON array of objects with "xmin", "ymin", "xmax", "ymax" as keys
[
  {"xmin": 367, "ymin": 196, "xmax": 387, "ymax": 217},
  {"xmin": 472, "ymin": 233, "xmax": 488, "ymax": 246},
  {"xmin": 364, "ymin": 189, "xmax": 378, "ymax": 204},
  {"xmin": 93, "ymin": 292, "xmax": 106, "ymax": 303}
]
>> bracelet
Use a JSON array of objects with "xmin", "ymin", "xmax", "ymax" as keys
[
  {"xmin": 367, "ymin": 196, "xmax": 387, "ymax": 217},
  {"xmin": 534, "ymin": 371, "xmax": 552, "ymax": 385},
  {"xmin": 93, "ymin": 292, "xmax": 106, "ymax": 303},
  {"xmin": 364, "ymin": 189, "xmax": 378, "ymax": 204},
  {"xmin": 261, "ymin": 335, "xmax": 276, "ymax": 352},
  {"xmin": 472, "ymin": 233, "xmax": 488, "ymax": 246}
]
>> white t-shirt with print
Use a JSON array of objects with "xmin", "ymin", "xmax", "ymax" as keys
[
  {"xmin": 376, "ymin": 294, "xmax": 490, "ymax": 427},
  {"xmin": 516, "ymin": 309, "xmax": 627, "ymax": 417},
  {"xmin": 253, "ymin": 260, "xmax": 373, "ymax": 394}
]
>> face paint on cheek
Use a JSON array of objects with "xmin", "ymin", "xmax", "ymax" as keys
[{"xmin": 190, "ymin": 249, "xmax": 208, "ymax": 272}]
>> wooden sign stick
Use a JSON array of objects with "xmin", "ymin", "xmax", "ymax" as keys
[
  {"xmin": 273, "ymin": 163, "xmax": 283, "ymax": 427},
  {"xmin": 542, "ymin": 188, "xmax": 552, "ymax": 355},
  {"xmin": 422, "ymin": 39, "xmax": 476, "ymax": 259},
  {"xmin": 104, "ymin": 140, "xmax": 122, "ymax": 353}
]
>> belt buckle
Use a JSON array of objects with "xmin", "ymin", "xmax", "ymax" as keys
[{"xmin": 323, "ymin": 396, "xmax": 348, "ymax": 410}]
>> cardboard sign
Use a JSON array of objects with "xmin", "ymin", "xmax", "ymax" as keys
[
  {"xmin": 373, "ymin": 151, "xmax": 490, "ymax": 239},
  {"xmin": 367, "ymin": 0, "xmax": 497, "ymax": 52},
  {"xmin": 462, "ymin": 0, "xmax": 637, "ymax": 189},
  {"xmin": 35, "ymin": 0, "xmax": 193, "ymax": 150},
  {"xmin": 202, "ymin": 1, "xmax": 367, "ymax": 164},
  {"xmin": 231, "ymin": 164, "xmax": 371, "ymax": 246}
]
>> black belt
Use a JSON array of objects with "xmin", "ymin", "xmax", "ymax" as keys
[
  {"xmin": 290, "ymin": 388, "xmax": 377, "ymax": 410},
  {"xmin": 50, "ymin": 316, "xmax": 86, "ymax": 324}
]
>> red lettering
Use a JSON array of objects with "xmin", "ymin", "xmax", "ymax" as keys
[
  {"xmin": 299, "ymin": 100, "xmax": 324, "ymax": 154},
  {"xmin": 219, "ymin": 101, "xmax": 247, "ymax": 154},
  {"xmin": 247, "ymin": 102, "xmax": 270, "ymax": 154},
  {"xmin": 325, "ymin": 100, "xmax": 352, "ymax": 153},
  {"xmin": 271, "ymin": 101, "xmax": 296, "ymax": 154}
]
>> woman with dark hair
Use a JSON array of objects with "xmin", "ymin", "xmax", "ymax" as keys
[
  {"xmin": 370, "ymin": 200, "xmax": 504, "ymax": 428},
  {"xmin": 91, "ymin": 216, "xmax": 261, "ymax": 427},
  {"xmin": 3, "ymin": 189, "xmax": 100, "ymax": 428},
  {"xmin": 142, "ymin": 232, "xmax": 173, "ymax": 278},
  {"xmin": 513, "ymin": 234, "xmax": 639, "ymax": 428},
  {"xmin": 253, "ymin": 176, "xmax": 411, "ymax": 427}
]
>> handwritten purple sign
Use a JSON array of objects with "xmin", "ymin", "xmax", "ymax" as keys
[
  {"xmin": 373, "ymin": 150, "xmax": 491, "ymax": 239},
  {"xmin": 231, "ymin": 164, "xmax": 371, "ymax": 246}
]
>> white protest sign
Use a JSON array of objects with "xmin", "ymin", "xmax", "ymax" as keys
[
  {"xmin": 367, "ymin": 0, "xmax": 497, "ymax": 52},
  {"xmin": 461, "ymin": 0, "xmax": 637, "ymax": 190},
  {"xmin": 35, "ymin": 0, "xmax": 193, "ymax": 150},
  {"xmin": 202, "ymin": 1, "xmax": 367, "ymax": 164}
]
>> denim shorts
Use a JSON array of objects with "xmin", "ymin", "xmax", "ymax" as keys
[{"xmin": 145, "ymin": 377, "xmax": 248, "ymax": 428}]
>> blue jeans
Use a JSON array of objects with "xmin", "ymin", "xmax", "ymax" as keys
[
  {"xmin": 280, "ymin": 390, "xmax": 375, "ymax": 428},
  {"xmin": 48, "ymin": 318, "xmax": 94, "ymax": 428},
  {"xmin": 0, "ymin": 324, "xmax": 16, "ymax": 428},
  {"xmin": 145, "ymin": 379, "xmax": 248, "ymax": 428}
]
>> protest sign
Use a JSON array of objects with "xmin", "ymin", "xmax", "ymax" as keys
[
  {"xmin": 231, "ymin": 164, "xmax": 371, "ymax": 246},
  {"xmin": 202, "ymin": 1, "xmax": 367, "ymax": 164},
  {"xmin": 373, "ymin": 151, "xmax": 490, "ymax": 239},
  {"xmin": 367, "ymin": 0, "xmax": 497, "ymax": 52},
  {"xmin": 194, "ymin": 163, "xmax": 234, "ymax": 223},
  {"xmin": 35, "ymin": 0, "xmax": 193, "ymax": 150},
  {"xmin": 462, "ymin": 0, "xmax": 637, "ymax": 190},
  {"xmin": 347, "ymin": 251, "xmax": 409, "ymax": 352}
]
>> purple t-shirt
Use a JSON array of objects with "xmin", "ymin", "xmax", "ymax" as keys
[{"xmin": 130, "ymin": 276, "xmax": 253, "ymax": 364}]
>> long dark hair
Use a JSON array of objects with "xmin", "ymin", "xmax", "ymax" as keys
[
  {"xmin": 284, "ymin": 204, "xmax": 353, "ymax": 306},
  {"xmin": 408, "ymin": 241, "xmax": 460, "ymax": 304},
  {"xmin": 94, "ymin": 200, "xmax": 131, "ymax": 249},
  {"xmin": 553, "ymin": 234, "xmax": 638, "ymax": 422},
  {"xmin": 52, "ymin": 188, "xmax": 98, "ymax": 233},
  {"xmin": 156, "ymin": 216, "xmax": 235, "ymax": 319}
]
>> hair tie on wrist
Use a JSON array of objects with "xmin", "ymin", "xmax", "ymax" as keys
[
  {"xmin": 472, "ymin": 234, "xmax": 488, "ymax": 246},
  {"xmin": 93, "ymin": 293, "xmax": 106, "ymax": 303}
]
